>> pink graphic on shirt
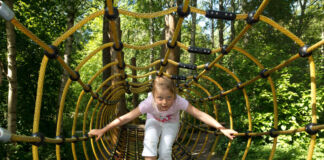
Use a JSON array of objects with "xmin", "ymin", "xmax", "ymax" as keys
[{"xmin": 154, "ymin": 115, "xmax": 172, "ymax": 122}]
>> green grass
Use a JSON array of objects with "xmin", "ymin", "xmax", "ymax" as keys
[{"xmin": 224, "ymin": 136, "xmax": 324, "ymax": 160}]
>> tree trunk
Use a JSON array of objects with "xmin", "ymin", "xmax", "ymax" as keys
[
  {"xmin": 5, "ymin": 0, "xmax": 17, "ymax": 159},
  {"xmin": 241, "ymin": 0, "xmax": 249, "ymax": 46},
  {"xmin": 210, "ymin": 0, "xmax": 215, "ymax": 48},
  {"xmin": 189, "ymin": 0, "xmax": 197, "ymax": 75},
  {"xmin": 57, "ymin": 5, "xmax": 75, "ymax": 123},
  {"xmin": 131, "ymin": 56, "xmax": 140, "ymax": 124},
  {"xmin": 158, "ymin": 28, "xmax": 165, "ymax": 70},
  {"xmin": 164, "ymin": 0, "xmax": 181, "ymax": 75},
  {"xmin": 102, "ymin": 3, "xmax": 111, "ymax": 92},
  {"xmin": 5, "ymin": 0, "xmax": 17, "ymax": 135},
  {"xmin": 149, "ymin": 0, "xmax": 155, "ymax": 80},
  {"xmin": 320, "ymin": 26, "xmax": 324, "ymax": 64},
  {"xmin": 218, "ymin": 0, "xmax": 224, "ymax": 48},
  {"xmin": 131, "ymin": 57, "xmax": 139, "ymax": 107},
  {"xmin": 296, "ymin": 0, "xmax": 307, "ymax": 37},
  {"xmin": 0, "ymin": 60, "xmax": 5, "ymax": 85},
  {"xmin": 229, "ymin": 0, "xmax": 236, "ymax": 73},
  {"xmin": 110, "ymin": 18, "xmax": 128, "ymax": 116},
  {"xmin": 110, "ymin": 18, "xmax": 122, "ymax": 80},
  {"xmin": 230, "ymin": 0, "xmax": 236, "ymax": 42}
]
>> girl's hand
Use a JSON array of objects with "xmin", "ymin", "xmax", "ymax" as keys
[
  {"xmin": 220, "ymin": 128, "xmax": 238, "ymax": 140},
  {"xmin": 88, "ymin": 129, "xmax": 105, "ymax": 141}
]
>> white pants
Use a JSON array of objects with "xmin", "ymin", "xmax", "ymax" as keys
[{"xmin": 142, "ymin": 118, "xmax": 180, "ymax": 160}]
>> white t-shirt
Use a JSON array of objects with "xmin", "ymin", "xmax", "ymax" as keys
[{"xmin": 139, "ymin": 92, "xmax": 189, "ymax": 123}]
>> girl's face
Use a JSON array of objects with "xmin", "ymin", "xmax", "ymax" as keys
[{"xmin": 153, "ymin": 87, "xmax": 175, "ymax": 111}]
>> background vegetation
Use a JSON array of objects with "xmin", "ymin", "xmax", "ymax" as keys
[{"xmin": 0, "ymin": 0, "xmax": 323, "ymax": 159}]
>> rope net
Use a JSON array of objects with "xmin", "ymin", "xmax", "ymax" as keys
[{"xmin": 1, "ymin": 0, "xmax": 323, "ymax": 159}]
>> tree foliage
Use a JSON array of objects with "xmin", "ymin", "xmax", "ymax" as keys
[{"xmin": 0, "ymin": 0, "xmax": 323, "ymax": 159}]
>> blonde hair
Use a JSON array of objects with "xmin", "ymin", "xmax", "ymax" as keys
[{"xmin": 152, "ymin": 76, "xmax": 176, "ymax": 97}]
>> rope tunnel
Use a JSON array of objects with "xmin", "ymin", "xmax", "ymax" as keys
[{"xmin": 0, "ymin": 0, "xmax": 323, "ymax": 159}]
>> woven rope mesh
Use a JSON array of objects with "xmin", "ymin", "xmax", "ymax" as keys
[{"xmin": 2, "ymin": 0, "xmax": 323, "ymax": 159}]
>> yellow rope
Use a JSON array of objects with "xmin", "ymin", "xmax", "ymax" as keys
[
  {"xmin": 308, "ymin": 39, "xmax": 324, "ymax": 52},
  {"xmin": 191, "ymin": 7, "xmax": 205, "ymax": 15},
  {"xmin": 254, "ymin": 0, "xmax": 270, "ymax": 19},
  {"xmin": 223, "ymin": 141, "xmax": 232, "ymax": 160},
  {"xmin": 119, "ymin": 7, "xmax": 177, "ymax": 18},
  {"xmin": 98, "ymin": 106, "xmax": 113, "ymax": 156},
  {"xmin": 53, "ymin": 10, "xmax": 104, "ymax": 46},
  {"xmin": 71, "ymin": 91, "xmax": 85, "ymax": 160},
  {"xmin": 175, "ymin": 89, "xmax": 201, "ymax": 158},
  {"xmin": 191, "ymin": 83, "xmax": 213, "ymax": 158},
  {"xmin": 89, "ymin": 102, "xmax": 102, "ymax": 160},
  {"xmin": 260, "ymin": 16, "xmax": 304, "ymax": 46},
  {"xmin": 307, "ymin": 55, "xmax": 317, "ymax": 160},
  {"xmin": 10, "ymin": 124, "xmax": 324, "ymax": 143},
  {"xmin": 209, "ymin": 64, "xmax": 253, "ymax": 159},
  {"xmin": 236, "ymin": 14, "xmax": 248, "ymax": 20},
  {"xmin": 11, "ymin": 18, "xmax": 53, "ymax": 52},
  {"xmin": 31, "ymin": 56, "xmax": 49, "ymax": 160},
  {"xmin": 268, "ymin": 76, "xmax": 279, "ymax": 160},
  {"xmin": 82, "ymin": 95, "xmax": 95, "ymax": 159},
  {"xmin": 76, "ymin": 43, "xmax": 114, "ymax": 70},
  {"xmin": 6, "ymin": 0, "xmax": 324, "ymax": 159},
  {"xmin": 207, "ymin": 135, "xmax": 221, "ymax": 159},
  {"xmin": 94, "ymin": 105, "xmax": 109, "ymax": 159},
  {"xmin": 106, "ymin": 0, "xmax": 114, "ymax": 15},
  {"xmin": 101, "ymin": 80, "xmax": 124, "ymax": 98},
  {"xmin": 242, "ymin": 89, "xmax": 253, "ymax": 160},
  {"xmin": 126, "ymin": 60, "xmax": 159, "ymax": 70},
  {"xmin": 226, "ymin": 25, "xmax": 252, "ymax": 53},
  {"xmin": 124, "ymin": 40, "xmax": 167, "ymax": 50}
]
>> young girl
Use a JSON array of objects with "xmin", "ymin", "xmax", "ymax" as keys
[{"xmin": 88, "ymin": 76, "xmax": 237, "ymax": 160}]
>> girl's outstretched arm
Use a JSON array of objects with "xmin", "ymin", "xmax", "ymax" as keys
[
  {"xmin": 185, "ymin": 104, "xmax": 238, "ymax": 140},
  {"xmin": 88, "ymin": 107, "xmax": 142, "ymax": 141}
]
